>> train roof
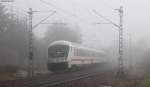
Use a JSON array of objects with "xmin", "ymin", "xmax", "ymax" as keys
[
  {"xmin": 48, "ymin": 40, "xmax": 106, "ymax": 54},
  {"xmin": 49, "ymin": 40, "xmax": 73, "ymax": 46}
]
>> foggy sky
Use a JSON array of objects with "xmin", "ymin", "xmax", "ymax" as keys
[{"xmin": 7, "ymin": 0, "xmax": 150, "ymax": 48}]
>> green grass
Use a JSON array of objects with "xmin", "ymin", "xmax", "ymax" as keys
[{"xmin": 140, "ymin": 77, "xmax": 150, "ymax": 87}]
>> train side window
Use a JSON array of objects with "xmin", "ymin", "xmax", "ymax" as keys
[
  {"xmin": 77, "ymin": 49, "xmax": 83, "ymax": 56},
  {"xmin": 88, "ymin": 50, "xmax": 92, "ymax": 57},
  {"xmin": 76, "ymin": 48, "xmax": 80, "ymax": 56},
  {"xmin": 74, "ymin": 48, "xmax": 77, "ymax": 56},
  {"xmin": 77, "ymin": 49, "xmax": 81, "ymax": 56},
  {"xmin": 76, "ymin": 48, "xmax": 78, "ymax": 56}
]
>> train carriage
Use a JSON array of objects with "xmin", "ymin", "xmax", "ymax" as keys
[{"xmin": 48, "ymin": 40, "xmax": 107, "ymax": 72}]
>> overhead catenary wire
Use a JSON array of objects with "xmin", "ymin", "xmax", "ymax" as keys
[
  {"xmin": 92, "ymin": 9, "xmax": 119, "ymax": 28},
  {"xmin": 40, "ymin": 0, "xmax": 93, "ymax": 25},
  {"xmin": 40, "ymin": 0, "xmax": 79, "ymax": 18},
  {"xmin": 33, "ymin": 11, "xmax": 56, "ymax": 29}
]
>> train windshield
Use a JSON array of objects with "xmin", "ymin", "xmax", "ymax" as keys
[{"xmin": 48, "ymin": 45, "xmax": 69, "ymax": 58}]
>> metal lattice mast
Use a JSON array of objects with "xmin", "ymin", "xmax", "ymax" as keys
[
  {"xmin": 28, "ymin": 8, "xmax": 34, "ymax": 77},
  {"xmin": 93, "ymin": 6, "xmax": 125, "ymax": 79},
  {"xmin": 117, "ymin": 6, "xmax": 125, "ymax": 79},
  {"xmin": 27, "ymin": 8, "xmax": 56, "ymax": 77}
]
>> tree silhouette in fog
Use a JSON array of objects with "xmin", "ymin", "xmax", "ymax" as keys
[
  {"xmin": 44, "ymin": 23, "xmax": 82, "ymax": 44},
  {"xmin": 0, "ymin": 4, "xmax": 10, "ymax": 37},
  {"xmin": 0, "ymin": 4, "xmax": 29, "ymax": 67}
]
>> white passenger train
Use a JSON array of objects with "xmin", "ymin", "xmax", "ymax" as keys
[{"xmin": 48, "ymin": 40, "xmax": 107, "ymax": 72}]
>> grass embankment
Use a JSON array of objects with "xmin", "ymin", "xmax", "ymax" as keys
[
  {"xmin": 0, "ymin": 66, "xmax": 18, "ymax": 81},
  {"xmin": 0, "ymin": 72, "xmax": 15, "ymax": 81},
  {"xmin": 139, "ymin": 77, "xmax": 150, "ymax": 87}
]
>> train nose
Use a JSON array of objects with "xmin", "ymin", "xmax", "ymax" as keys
[
  {"xmin": 47, "ymin": 62, "xmax": 68, "ymax": 72},
  {"xmin": 48, "ymin": 58, "xmax": 66, "ymax": 63}
]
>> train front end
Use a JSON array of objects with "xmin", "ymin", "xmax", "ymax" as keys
[{"xmin": 48, "ymin": 44, "xmax": 69, "ymax": 72}]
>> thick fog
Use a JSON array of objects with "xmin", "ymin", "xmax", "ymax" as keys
[{"xmin": 0, "ymin": 0, "xmax": 150, "ymax": 76}]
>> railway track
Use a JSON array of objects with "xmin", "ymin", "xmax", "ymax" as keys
[{"xmin": 0, "ymin": 66, "xmax": 112, "ymax": 87}]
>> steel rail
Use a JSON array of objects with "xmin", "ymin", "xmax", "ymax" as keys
[{"xmin": 16, "ymin": 67, "xmax": 106, "ymax": 87}]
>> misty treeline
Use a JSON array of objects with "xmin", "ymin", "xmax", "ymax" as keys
[
  {"xmin": 114, "ymin": 38, "xmax": 150, "ymax": 76},
  {"xmin": 0, "ymin": 3, "xmax": 82, "ymax": 72},
  {"xmin": 0, "ymin": 4, "xmax": 29, "ymax": 68},
  {"xmin": 0, "ymin": 3, "xmax": 150, "ymax": 76},
  {"xmin": 131, "ymin": 39, "xmax": 150, "ymax": 75}
]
